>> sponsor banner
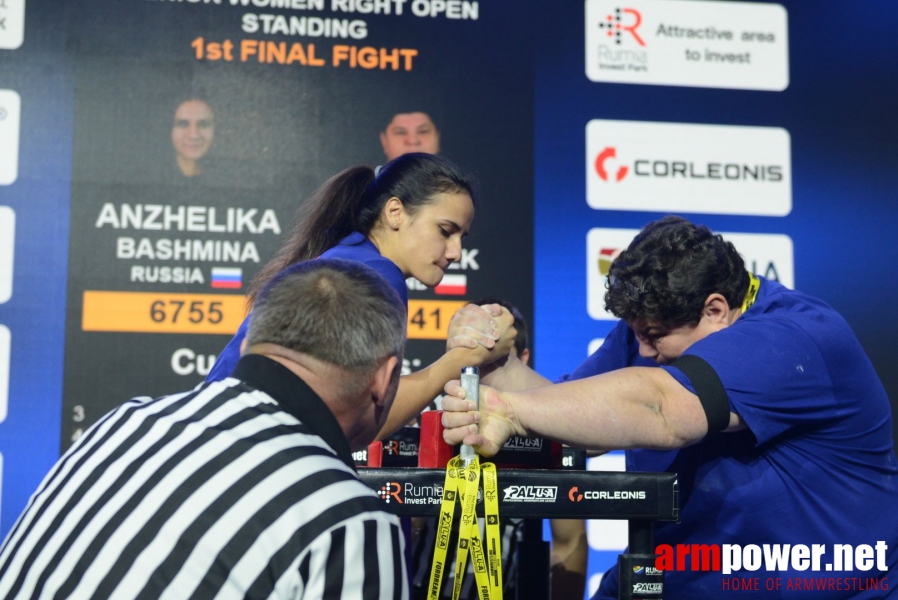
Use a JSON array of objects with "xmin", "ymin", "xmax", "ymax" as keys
[
  {"xmin": 502, "ymin": 436, "xmax": 544, "ymax": 452},
  {"xmin": 587, "ymin": 228, "xmax": 795, "ymax": 321},
  {"xmin": 377, "ymin": 479, "xmax": 451, "ymax": 507},
  {"xmin": 0, "ymin": 206, "xmax": 13, "ymax": 303},
  {"xmin": 585, "ymin": 0, "xmax": 789, "ymax": 91},
  {"xmin": 0, "ymin": 90, "xmax": 21, "ymax": 185},
  {"xmin": 586, "ymin": 227, "xmax": 639, "ymax": 321},
  {"xmin": 359, "ymin": 467, "xmax": 677, "ymax": 519},
  {"xmin": 586, "ymin": 119, "xmax": 792, "ymax": 216},
  {"xmin": 503, "ymin": 485, "xmax": 558, "ymax": 503},
  {"xmin": 722, "ymin": 232, "xmax": 794, "ymax": 289},
  {"xmin": 0, "ymin": 0, "xmax": 25, "ymax": 50},
  {"xmin": 0, "ymin": 325, "xmax": 8, "ymax": 423}
]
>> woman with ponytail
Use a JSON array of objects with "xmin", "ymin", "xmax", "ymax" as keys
[{"xmin": 205, "ymin": 152, "xmax": 515, "ymax": 436}]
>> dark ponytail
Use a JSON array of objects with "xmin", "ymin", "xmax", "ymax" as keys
[{"xmin": 247, "ymin": 153, "xmax": 474, "ymax": 306}]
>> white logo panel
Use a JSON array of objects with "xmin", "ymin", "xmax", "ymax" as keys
[
  {"xmin": 587, "ymin": 227, "xmax": 794, "ymax": 321},
  {"xmin": 585, "ymin": 0, "xmax": 789, "ymax": 91},
  {"xmin": 0, "ymin": 325, "xmax": 9, "ymax": 423},
  {"xmin": 0, "ymin": 90, "xmax": 21, "ymax": 185},
  {"xmin": 0, "ymin": 206, "xmax": 13, "ymax": 303},
  {"xmin": 586, "ymin": 453, "xmax": 628, "ymax": 551},
  {"xmin": 586, "ymin": 119, "xmax": 792, "ymax": 216},
  {"xmin": 587, "ymin": 227, "xmax": 639, "ymax": 320},
  {"xmin": 0, "ymin": 0, "xmax": 25, "ymax": 49},
  {"xmin": 722, "ymin": 231, "xmax": 794, "ymax": 290}
]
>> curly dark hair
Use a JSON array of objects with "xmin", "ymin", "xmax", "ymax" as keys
[{"xmin": 604, "ymin": 216, "xmax": 749, "ymax": 327}]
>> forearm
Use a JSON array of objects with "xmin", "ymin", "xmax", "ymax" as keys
[
  {"xmin": 378, "ymin": 347, "xmax": 484, "ymax": 438},
  {"xmin": 480, "ymin": 353, "xmax": 551, "ymax": 391},
  {"xmin": 511, "ymin": 367, "xmax": 708, "ymax": 452},
  {"xmin": 549, "ymin": 519, "xmax": 587, "ymax": 600}
]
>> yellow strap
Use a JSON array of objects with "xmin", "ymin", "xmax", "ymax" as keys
[
  {"xmin": 742, "ymin": 272, "xmax": 760, "ymax": 313},
  {"xmin": 482, "ymin": 463, "xmax": 502, "ymax": 599},
  {"xmin": 452, "ymin": 458, "xmax": 481, "ymax": 600},
  {"xmin": 428, "ymin": 457, "xmax": 503, "ymax": 600},
  {"xmin": 427, "ymin": 457, "xmax": 462, "ymax": 600}
]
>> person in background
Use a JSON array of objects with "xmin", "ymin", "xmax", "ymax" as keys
[
  {"xmin": 409, "ymin": 298, "xmax": 587, "ymax": 600},
  {"xmin": 0, "ymin": 259, "xmax": 411, "ymax": 599},
  {"xmin": 440, "ymin": 216, "xmax": 898, "ymax": 599},
  {"xmin": 206, "ymin": 152, "xmax": 516, "ymax": 439},
  {"xmin": 381, "ymin": 111, "xmax": 441, "ymax": 161},
  {"xmin": 171, "ymin": 98, "xmax": 215, "ymax": 177}
]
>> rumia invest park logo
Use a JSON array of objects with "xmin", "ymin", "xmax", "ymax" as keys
[
  {"xmin": 384, "ymin": 440, "xmax": 418, "ymax": 456},
  {"xmin": 598, "ymin": 7, "xmax": 646, "ymax": 46},
  {"xmin": 378, "ymin": 481, "xmax": 403, "ymax": 504}
]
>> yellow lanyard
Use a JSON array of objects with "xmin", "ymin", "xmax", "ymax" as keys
[
  {"xmin": 428, "ymin": 456, "xmax": 503, "ymax": 600},
  {"xmin": 742, "ymin": 272, "xmax": 761, "ymax": 313}
]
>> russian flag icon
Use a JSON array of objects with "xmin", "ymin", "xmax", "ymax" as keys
[
  {"xmin": 435, "ymin": 273, "xmax": 467, "ymax": 296},
  {"xmin": 211, "ymin": 267, "xmax": 242, "ymax": 289}
]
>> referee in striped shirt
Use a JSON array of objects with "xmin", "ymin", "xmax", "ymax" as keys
[{"xmin": 0, "ymin": 259, "xmax": 410, "ymax": 599}]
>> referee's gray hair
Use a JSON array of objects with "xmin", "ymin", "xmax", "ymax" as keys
[{"xmin": 246, "ymin": 259, "xmax": 406, "ymax": 373}]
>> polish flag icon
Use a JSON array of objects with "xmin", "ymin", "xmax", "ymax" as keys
[{"xmin": 435, "ymin": 274, "xmax": 467, "ymax": 296}]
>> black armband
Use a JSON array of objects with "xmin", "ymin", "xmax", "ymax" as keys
[{"xmin": 669, "ymin": 355, "xmax": 730, "ymax": 432}]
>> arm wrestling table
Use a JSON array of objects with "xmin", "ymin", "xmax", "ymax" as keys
[{"xmin": 358, "ymin": 468, "xmax": 679, "ymax": 600}]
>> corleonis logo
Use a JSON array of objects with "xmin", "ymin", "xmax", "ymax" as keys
[
  {"xmin": 595, "ymin": 147, "xmax": 629, "ymax": 182},
  {"xmin": 594, "ymin": 145, "xmax": 783, "ymax": 184},
  {"xmin": 377, "ymin": 482, "xmax": 403, "ymax": 504},
  {"xmin": 597, "ymin": 7, "xmax": 646, "ymax": 46},
  {"xmin": 568, "ymin": 486, "xmax": 646, "ymax": 501},
  {"xmin": 586, "ymin": 120, "xmax": 792, "ymax": 216}
]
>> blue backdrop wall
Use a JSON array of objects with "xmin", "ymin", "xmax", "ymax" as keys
[{"xmin": 532, "ymin": 1, "xmax": 898, "ymax": 595}]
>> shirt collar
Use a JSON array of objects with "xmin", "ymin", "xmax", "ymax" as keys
[
  {"xmin": 339, "ymin": 231, "xmax": 368, "ymax": 246},
  {"xmin": 231, "ymin": 354, "xmax": 356, "ymax": 472}
]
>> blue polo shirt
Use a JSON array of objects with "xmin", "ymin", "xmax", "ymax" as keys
[
  {"xmin": 580, "ymin": 278, "xmax": 898, "ymax": 598},
  {"xmin": 205, "ymin": 232, "xmax": 407, "ymax": 383}
]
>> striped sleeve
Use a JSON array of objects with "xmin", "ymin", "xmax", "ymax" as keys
[{"xmin": 299, "ymin": 514, "xmax": 407, "ymax": 599}]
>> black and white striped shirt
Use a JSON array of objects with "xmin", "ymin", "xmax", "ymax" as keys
[{"xmin": 0, "ymin": 354, "xmax": 408, "ymax": 599}]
